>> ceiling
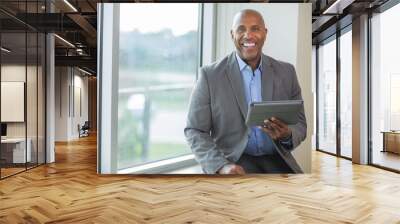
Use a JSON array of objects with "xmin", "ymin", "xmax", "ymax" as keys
[
  {"xmin": 0, "ymin": 0, "xmax": 394, "ymax": 75},
  {"xmin": 0, "ymin": 0, "xmax": 99, "ymax": 75},
  {"xmin": 311, "ymin": 0, "xmax": 390, "ymax": 44}
]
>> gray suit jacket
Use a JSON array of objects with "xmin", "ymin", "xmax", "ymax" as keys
[{"xmin": 184, "ymin": 52, "xmax": 307, "ymax": 174}]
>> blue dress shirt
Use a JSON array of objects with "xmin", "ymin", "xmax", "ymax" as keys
[
  {"xmin": 235, "ymin": 54, "xmax": 275, "ymax": 156},
  {"xmin": 235, "ymin": 54, "xmax": 292, "ymax": 156}
]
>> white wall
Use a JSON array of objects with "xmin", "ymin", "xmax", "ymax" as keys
[
  {"xmin": 213, "ymin": 3, "xmax": 312, "ymax": 172},
  {"xmin": 1, "ymin": 66, "xmax": 26, "ymax": 127},
  {"xmin": 55, "ymin": 67, "xmax": 89, "ymax": 141},
  {"xmin": 55, "ymin": 66, "xmax": 68, "ymax": 141},
  {"xmin": 1, "ymin": 65, "xmax": 27, "ymax": 139},
  {"xmin": 1, "ymin": 65, "xmax": 38, "ymax": 138},
  {"xmin": 215, "ymin": 3, "xmax": 299, "ymax": 65},
  {"xmin": 72, "ymin": 73, "xmax": 89, "ymax": 137}
]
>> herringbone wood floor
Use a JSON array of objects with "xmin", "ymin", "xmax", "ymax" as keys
[{"xmin": 1, "ymin": 134, "xmax": 400, "ymax": 223}]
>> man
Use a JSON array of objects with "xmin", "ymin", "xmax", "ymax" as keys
[{"xmin": 184, "ymin": 9, "xmax": 306, "ymax": 174}]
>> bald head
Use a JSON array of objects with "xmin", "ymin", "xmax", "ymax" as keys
[
  {"xmin": 231, "ymin": 9, "xmax": 266, "ymax": 30},
  {"xmin": 230, "ymin": 9, "xmax": 267, "ymax": 70}
]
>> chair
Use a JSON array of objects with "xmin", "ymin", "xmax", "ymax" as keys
[{"xmin": 79, "ymin": 121, "xmax": 90, "ymax": 138}]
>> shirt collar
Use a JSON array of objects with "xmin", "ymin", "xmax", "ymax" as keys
[{"xmin": 235, "ymin": 53, "xmax": 263, "ymax": 72}]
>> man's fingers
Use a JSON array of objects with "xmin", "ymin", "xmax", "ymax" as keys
[
  {"xmin": 262, "ymin": 120, "xmax": 281, "ymax": 139},
  {"xmin": 234, "ymin": 165, "xmax": 246, "ymax": 174},
  {"xmin": 269, "ymin": 121, "xmax": 284, "ymax": 133},
  {"xmin": 227, "ymin": 165, "xmax": 246, "ymax": 174},
  {"xmin": 262, "ymin": 120, "xmax": 275, "ymax": 131},
  {"xmin": 219, "ymin": 164, "xmax": 236, "ymax": 174},
  {"xmin": 270, "ymin": 117, "xmax": 287, "ymax": 129},
  {"xmin": 264, "ymin": 118, "xmax": 292, "ymax": 140},
  {"xmin": 261, "ymin": 126, "xmax": 278, "ymax": 140},
  {"xmin": 262, "ymin": 124, "xmax": 276, "ymax": 136},
  {"xmin": 218, "ymin": 164, "xmax": 246, "ymax": 174}
]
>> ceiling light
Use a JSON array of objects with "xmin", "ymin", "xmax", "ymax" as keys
[
  {"xmin": 63, "ymin": 0, "xmax": 78, "ymax": 12},
  {"xmin": 78, "ymin": 67, "xmax": 92, "ymax": 76},
  {"xmin": 54, "ymin": 34, "xmax": 75, "ymax": 48},
  {"xmin": 1, "ymin": 47, "xmax": 11, "ymax": 53},
  {"xmin": 322, "ymin": 0, "xmax": 354, "ymax": 15}
]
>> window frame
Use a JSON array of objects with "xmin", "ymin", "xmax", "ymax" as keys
[{"xmin": 315, "ymin": 24, "xmax": 353, "ymax": 161}]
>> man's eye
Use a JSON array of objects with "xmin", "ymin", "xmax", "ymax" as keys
[
  {"xmin": 252, "ymin": 27, "xmax": 260, "ymax": 32},
  {"xmin": 237, "ymin": 27, "xmax": 246, "ymax": 33}
]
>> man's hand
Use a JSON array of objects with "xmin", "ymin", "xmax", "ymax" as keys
[
  {"xmin": 261, "ymin": 117, "xmax": 292, "ymax": 141},
  {"xmin": 217, "ymin": 164, "xmax": 246, "ymax": 174}
]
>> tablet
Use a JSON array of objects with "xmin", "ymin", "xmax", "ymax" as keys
[{"xmin": 245, "ymin": 100, "xmax": 303, "ymax": 126}]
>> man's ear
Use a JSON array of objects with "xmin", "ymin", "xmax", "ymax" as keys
[
  {"xmin": 264, "ymin": 28, "xmax": 268, "ymax": 41},
  {"xmin": 230, "ymin": 30, "xmax": 234, "ymax": 40}
]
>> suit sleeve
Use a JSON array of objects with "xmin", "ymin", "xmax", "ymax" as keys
[
  {"xmin": 280, "ymin": 64, "xmax": 307, "ymax": 151},
  {"xmin": 184, "ymin": 68, "xmax": 230, "ymax": 174}
]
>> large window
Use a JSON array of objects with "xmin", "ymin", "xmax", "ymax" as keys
[
  {"xmin": 316, "ymin": 26, "xmax": 353, "ymax": 159},
  {"xmin": 371, "ymin": 3, "xmax": 400, "ymax": 171},
  {"xmin": 317, "ymin": 36, "xmax": 337, "ymax": 154},
  {"xmin": 117, "ymin": 4, "xmax": 200, "ymax": 169}
]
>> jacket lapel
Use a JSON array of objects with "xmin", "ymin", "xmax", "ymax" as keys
[
  {"xmin": 225, "ymin": 52, "xmax": 248, "ymax": 120},
  {"xmin": 261, "ymin": 55, "xmax": 274, "ymax": 101}
]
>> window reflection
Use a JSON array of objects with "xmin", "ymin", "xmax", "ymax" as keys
[
  {"xmin": 340, "ymin": 30, "xmax": 352, "ymax": 158},
  {"xmin": 318, "ymin": 37, "xmax": 337, "ymax": 154}
]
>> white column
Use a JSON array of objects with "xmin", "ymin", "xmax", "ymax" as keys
[{"xmin": 46, "ymin": 33, "xmax": 55, "ymax": 163}]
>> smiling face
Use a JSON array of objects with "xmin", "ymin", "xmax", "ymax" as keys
[{"xmin": 231, "ymin": 10, "xmax": 267, "ymax": 69}]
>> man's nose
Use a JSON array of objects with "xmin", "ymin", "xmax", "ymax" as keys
[{"xmin": 243, "ymin": 30, "xmax": 254, "ymax": 39}]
